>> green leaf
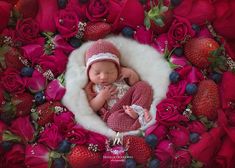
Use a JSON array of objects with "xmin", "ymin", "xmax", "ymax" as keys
[
  {"xmin": 148, "ymin": 7, "xmax": 159, "ymax": 19},
  {"xmin": 57, "ymin": 73, "xmax": 66, "ymax": 86},
  {"xmin": 153, "ymin": 17, "xmax": 165, "ymax": 27},
  {"xmin": 168, "ymin": 62, "xmax": 180, "ymax": 69},
  {"xmin": 2, "ymin": 130, "xmax": 21, "ymax": 142},
  {"xmin": 159, "ymin": 6, "xmax": 168, "ymax": 13},
  {"xmin": 144, "ymin": 16, "xmax": 151, "ymax": 29}
]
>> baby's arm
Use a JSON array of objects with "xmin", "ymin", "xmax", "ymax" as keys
[
  {"xmin": 89, "ymin": 86, "xmax": 117, "ymax": 111},
  {"xmin": 120, "ymin": 67, "xmax": 140, "ymax": 85}
]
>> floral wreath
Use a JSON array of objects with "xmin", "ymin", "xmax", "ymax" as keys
[{"xmin": 1, "ymin": 0, "xmax": 235, "ymax": 168}]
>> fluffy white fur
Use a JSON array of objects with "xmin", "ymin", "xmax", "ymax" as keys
[{"xmin": 62, "ymin": 36, "xmax": 171, "ymax": 138}]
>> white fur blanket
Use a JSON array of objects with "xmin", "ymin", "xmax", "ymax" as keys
[{"xmin": 62, "ymin": 36, "xmax": 171, "ymax": 138}]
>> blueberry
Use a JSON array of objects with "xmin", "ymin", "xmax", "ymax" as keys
[
  {"xmin": 79, "ymin": 0, "xmax": 89, "ymax": 3},
  {"xmin": 190, "ymin": 132, "xmax": 200, "ymax": 143},
  {"xmin": 57, "ymin": 0, "xmax": 68, "ymax": 9},
  {"xmin": 169, "ymin": 71, "xmax": 180, "ymax": 83},
  {"xmin": 145, "ymin": 134, "xmax": 158, "ymax": 149},
  {"xmin": 210, "ymin": 72, "xmax": 222, "ymax": 83},
  {"xmin": 34, "ymin": 92, "xmax": 45, "ymax": 105},
  {"xmin": 139, "ymin": 0, "xmax": 147, "ymax": 4},
  {"xmin": 171, "ymin": 0, "xmax": 182, "ymax": 6},
  {"xmin": 125, "ymin": 158, "xmax": 136, "ymax": 168},
  {"xmin": 1, "ymin": 141, "xmax": 13, "ymax": 151},
  {"xmin": 54, "ymin": 157, "xmax": 66, "ymax": 168},
  {"xmin": 192, "ymin": 24, "xmax": 201, "ymax": 33},
  {"xmin": 57, "ymin": 140, "xmax": 72, "ymax": 153},
  {"xmin": 21, "ymin": 67, "xmax": 34, "ymax": 77},
  {"xmin": 186, "ymin": 83, "xmax": 198, "ymax": 95},
  {"xmin": 122, "ymin": 27, "xmax": 134, "ymax": 38},
  {"xmin": 173, "ymin": 47, "xmax": 184, "ymax": 57},
  {"xmin": 69, "ymin": 37, "xmax": 82, "ymax": 48},
  {"xmin": 149, "ymin": 159, "xmax": 160, "ymax": 168}
]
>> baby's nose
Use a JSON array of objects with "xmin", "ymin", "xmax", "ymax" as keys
[{"xmin": 100, "ymin": 73, "xmax": 107, "ymax": 79}]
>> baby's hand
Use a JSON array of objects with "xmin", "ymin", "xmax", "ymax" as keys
[
  {"xmin": 120, "ymin": 67, "xmax": 139, "ymax": 85},
  {"xmin": 99, "ymin": 85, "xmax": 117, "ymax": 100}
]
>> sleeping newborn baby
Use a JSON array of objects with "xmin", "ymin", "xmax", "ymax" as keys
[{"xmin": 84, "ymin": 39, "xmax": 153, "ymax": 132}]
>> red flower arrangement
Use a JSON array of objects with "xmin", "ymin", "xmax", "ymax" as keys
[{"xmin": 1, "ymin": 0, "xmax": 235, "ymax": 167}]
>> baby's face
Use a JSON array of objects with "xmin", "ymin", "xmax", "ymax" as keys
[{"xmin": 88, "ymin": 61, "xmax": 118, "ymax": 86}]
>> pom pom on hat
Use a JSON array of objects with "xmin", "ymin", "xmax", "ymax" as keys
[{"xmin": 85, "ymin": 39, "xmax": 121, "ymax": 73}]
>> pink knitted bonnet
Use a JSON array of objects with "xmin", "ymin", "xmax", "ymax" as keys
[{"xmin": 85, "ymin": 39, "xmax": 121, "ymax": 73}]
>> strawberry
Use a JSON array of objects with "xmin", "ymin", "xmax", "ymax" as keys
[
  {"xmin": 15, "ymin": 0, "xmax": 38, "ymax": 18},
  {"xmin": 192, "ymin": 80, "xmax": 220, "ymax": 120},
  {"xmin": 2, "ymin": 47, "xmax": 24, "ymax": 70},
  {"xmin": 123, "ymin": 136, "xmax": 152, "ymax": 164},
  {"xmin": 67, "ymin": 145, "xmax": 102, "ymax": 168},
  {"xmin": 36, "ymin": 101, "xmax": 63, "ymax": 126},
  {"xmin": 83, "ymin": 22, "xmax": 111, "ymax": 41},
  {"xmin": 184, "ymin": 37, "xmax": 220, "ymax": 69},
  {"xmin": 11, "ymin": 92, "xmax": 34, "ymax": 117},
  {"xmin": 144, "ymin": 2, "xmax": 174, "ymax": 34}
]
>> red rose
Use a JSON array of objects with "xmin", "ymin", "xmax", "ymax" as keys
[
  {"xmin": 156, "ymin": 98, "xmax": 189, "ymax": 126},
  {"xmin": 188, "ymin": 121, "xmax": 207, "ymax": 135},
  {"xmin": 173, "ymin": 0, "xmax": 215, "ymax": 25},
  {"xmin": 54, "ymin": 111, "xmax": 75, "ymax": 136},
  {"xmin": 167, "ymin": 80, "xmax": 187, "ymax": 98},
  {"xmin": 9, "ymin": 116, "xmax": 35, "ymax": 143},
  {"xmin": 214, "ymin": 136, "xmax": 235, "ymax": 168},
  {"xmin": 134, "ymin": 26, "xmax": 153, "ymax": 44},
  {"xmin": 87, "ymin": 131, "xmax": 107, "ymax": 152},
  {"xmin": 155, "ymin": 140, "xmax": 175, "ymax": 165},
  {"xmin": 169, "ymin": 126, "xmax": 189, "ymax": 147},
  {"xmin": 189, "ymin": 127, "xmax": 224, "ymax": 165},
  {"xmin": 37, "ymin": 49, "xmax": 68, "ymax": 77},
  {"xmin": 4, "ymin": 144, "xmax": 26, "ymax": 168},
  {"xmin": 38, "ymin": 124, "xmax": 63, "ymax": 150},
  {"xmin": 168, "ymin": 16, "xmax": 195, "ymax": 47},
  {"xmin": 66, "ymin": 125, "xmax": 88, "ymax": 145},
  {"xmin": 86, "ymin": 0, "xmax": 109, "ymax": 22},
  {"xmin": 1, "ymin": 68, "xmax": 26, "ymax": 94},
  {"xmin": 0, "ymin": 2, "xmax": 12, "ymax": 33},
  {"xmin": 16, "ymin": 18, "xmax": 40, "ymax": 43},
  {"xmin": 172, "ymin": 150, "xmax": 191, "ymax": 168},
  {"xmin": 35, "ymin": 0, "xmax": 58, "ymax": 32},
  {"xmin": 145, "ymin": 123, "xmax": 168, "ymax": 140},
  {"xmin": 21, "ymin": 44, "xmax": 44, "ymax": 65},
  {"xmin": 55, "ymin": 9, "xmax": 79, "ymax": 38}
]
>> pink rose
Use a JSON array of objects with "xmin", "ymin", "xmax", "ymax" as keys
[
  {"xmin": 156, "ymin": 98, "xmax": 188, "ymax": 126},
  {"xmin": 214, "ymin": 136, "xmax": 235, "ymax": 168},
  {"xmin": 4, "ymin": 144, "xmax": 26, "ymax": 168},
  {"xmin": 54, "ymin": 111, "xmax": 75, "ymax": 136},
  {"xmin": 21, "ymin": 44, "xmax": 44, "ymax": 65},
  {"xmin": 37, "ymin": 49, "xmax": 68, "ymax": 77},
  {"xmin": 86, "ymin": 0, "xmax": 109, "ymax": 22},
  {"xmin": 52, "ymin": 35, "xmax": 74, "ymax": 54},
  {"xmin": 189, "ymin": 127, "xmax": 224, "ymax": 165},
  {"xmin": 169, "ymin": 126, "xmax": 189, "ymax": 147},
  {"xmin": 38, "ymin": 124, "xmax": 63, "ymax": 150},
  {"xmin": 169, "ymin": 55, "xmax": 189, "ymax": 67},
  {"xmin": 168, "ymin": 16, "xmax": 195, "ymax": 47},
  {"xmin": 45, "ymin": 79, "xmax": 66, "ymax": 101},
  {"xmin": 87, "ymin": 131, "xmax": 107, "ymax": 152},
  {"xmin": 177, "ymin": 66, "xmax": 204, "ymax": 84},
  {"xmin": 25, "ymin": 70, "xmax": 47, "ymax": 93},
  {"xmin": 16, "ymin": 18, "xmax": 40, "ymax": 43},
  {"xmin": 167, "ymin": 80, "xmax": 187, "ymax": 98},
  {"xmin": 145, "ymin": 123, "xmax": 168, "ymax": 140},
  {"xmin": 1, "ymin": 68, "xmax": 26, "ymax": 94},
  {"xmin": 188, "ymin": 121, "xmax": 207, "ymax": 135},
  {"xmin": 152, "ymin": 33, "xmax": 172, "ymax": 53},
  {"xmin": 173, "ymin": 0, "xmax": 215, "ymax": 25},
  {"xmin": 134, "ymin": 26, "xmax": 153, "ymax": 44},
  {"xmin": 25, "ymin": 143, "xmax": 50, "ymax": 168},
  {"xmin": 35, "ymin": 0, "xmax": 58, "ymax": 32},
  {"xmin": 55, "ymin": 9, "xmax": 79, "ymax": 38},
  {"xmin": 197, "ymin": 26, "xmax": 213, "ymax": 38},
  {"xmin": 155, "ymin": 140, "xmax": 175, "ymax": 163},
  {"xmin": 66, "ymin": 125, "xmax": 88, "ymax": 145},
  {"xmin": 9, "ymin": 116, "xmax": 35, "ymax": 143},
  {"xmin": 172, "ymin": 150, "xmax": 191, "ymax": 168},
  {"xmin": 0, "ymin": 2, "xmax": 12, "ymax": 33}
]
